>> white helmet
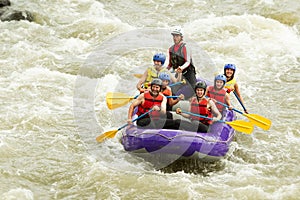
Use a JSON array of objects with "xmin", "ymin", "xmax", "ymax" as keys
[{"xmin": 171, "ymin": 26, "xmax": 184, "ymax": 36}]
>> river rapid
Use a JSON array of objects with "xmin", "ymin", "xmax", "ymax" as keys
[{"xmin": 0, "ymin": 0, "xmax": 299, "ymax": 199}]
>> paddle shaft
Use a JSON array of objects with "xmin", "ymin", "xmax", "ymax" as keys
[
  {"xmin": 209, "ymin": 97, "xmax": 243, "ymax": 115},
  {"xmin": 181, "ymin": 110, "xmax": 254, "ymax": 134},
  {"xmin": 169, "ymin": 81, "xmax": 183, "ymax": 87},
  {"xmin": 181, "ymin": 111, "xmax": 223, "ymax": 122},
  {"xmin": 118, "ymin": 109, "xmax": 153, "ymax": 130},
  {"xmin": 233, "ymin": 91, "xmax": 247, "ymax": 112},
  {"xmin": 133, "ymin": 95, "xmax": 180, "ymax": 100},
  {"xmin": 210, "ymin": 96, "xmax": 271, "ymax": 130},
  {"xmin": 143, "ymin": 80, "xmax": 184, "ymax": 88}
]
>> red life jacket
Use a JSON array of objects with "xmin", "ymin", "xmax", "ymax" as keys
[
  {"xmin": 190, "ymin": 97, "xmax": 212, "ymax": 125},
  {"xmin": 137, "ymin": 91, "xmax": 163, "ymax": 119},
  {"xmin": 207, "ymin": 86, "xmax": 226, "ymax": 112}
]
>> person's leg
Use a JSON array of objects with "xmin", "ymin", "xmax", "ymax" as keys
[
  {"xmin": 166, "ymin": 111, "xmax": 173, "ymax": 119},
  {"xmin": 175, "ymin": 119, "xmax": 198, "ymax": 132},
  {"xmin": 184, "ymin": 66, "xmax": 197, "ymax": 85},
  {"xmin": 151, "ymin": 117, "xmax": 178, "ymax": 130},
  {"xmin": 162, "ymin": 119, "xmax": 180, "ymax": 129},
  {"xmin": 166, "ymin": 104, "xmax": 173, "ymax": 112},
  {"xmin": 183, "ymin": 69, "xmax": 197, "ymax": 99},
  {"xmin": 137, "ymin": 118, "xmax": 155, "ymax": 129},
  {"xmin": 196, "ymin": 122, "xmax": 209, "ymax": 133}
]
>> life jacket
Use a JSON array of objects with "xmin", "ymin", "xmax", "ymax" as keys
[
  {"xmin": 162, "ymin": 86, "xmax": 172, "ymax": 111},
  {"xmin": 190, "ymin": 97, "xmax": 212, "ymax": 125},
  {"xmin": 207, "ymin": 85, "xmax": 226, "ymax": 112},
  {"xmin": 224, "ymin": 78, "xmax": 236, "ymax": 93},
  {"xmin": 144, "ymin": 66, "xmax": 169, "ymax": 88},
  {"xmin": 137, "ymin": 91, "xmax": 164, "ymax": 119},
  {"xmin": 169, "ymin": 43, "xmax": 195, "ymax": 74}
]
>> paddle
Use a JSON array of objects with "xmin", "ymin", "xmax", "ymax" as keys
[
  {"xmin": 143, "ymin": 79, "xmax": 186, "ymax": 88},
  {"xmin": 212, "ymin": 99, "xmax": 271, "ymax": 130},
  {"xmin": 106, "ymin": 92, "xmax": 180, "ymax": 110},
  {"xmin": 133, "ymin": 74, "xmax": 187, "ymax": 86},
  {"xmin": 106, "ymin": 80, "xmax": 186, "ymax": 110},
  {"xmin": 180, "ymin": 110, "xmax": 254, "ymax": 134},
  {"xmin": 133, "ymin": 73, "xmax": 143, "ymax": 78},
  {"xmin": 233, "ymin": 91, "xmax": 247, "ymax": 113},
  {"xmin": 170, "ymin": 79, "xmax": 186, "ymax": 86},
  {"xmin": 106, "ymin": 92, "xmax": 139, "ymax": 110},
  {"xmin": 96, "ymin": 109, "xmax": 153, "ymax": 142}
]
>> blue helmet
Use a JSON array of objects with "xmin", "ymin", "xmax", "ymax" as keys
[
  {"xmin": 158, "ymin": 72, "xmax": 171, "ymax": 82},
  {"xmin": 215, "ymin": 74, "xmax": 226, "ymax": 85},
  {"xmin": 153, "ymin": 53, "xmax": 166, "ymax": 65},
  {"xmin": 224, "ymin": 64, "xmax": 236, "ymax": 71}
]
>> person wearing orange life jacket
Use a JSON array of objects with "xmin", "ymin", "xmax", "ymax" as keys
[
  {"xmin": 176, "ymin": 81, "xmax": 222, "ymax": 133},
  {"xmin": 128, "ymin": 79, "xmax": 180, "ymax": 129},
  {"xmin": 207, "ymin": 74, "xmax": 233, "ymax": 113},
  {"xmin": 158, "ymin": 72, "xmax": 184, "ymax": 112},
  {"xmin": 136, "ymin": 53, "xmax": 180, "ymax": 93},
  {"xmin": 223, "ymin": 64, "xmax": 248, "ymax": 114}
]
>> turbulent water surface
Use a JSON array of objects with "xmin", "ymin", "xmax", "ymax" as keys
[{"xmin": 0, "ymin": 0, "xmax": 299, "ymax": 199}]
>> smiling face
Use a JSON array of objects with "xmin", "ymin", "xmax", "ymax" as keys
[
  {"xmin": 153, "ymin": 60, "xmax": 162, "ymax": 70},
  {"xmin": 215, "ymin": 80, "xmax": 224, "ymax": 89},
  {"xmin": 225, "ymin": 68, "xmax": 235, "ymax": 79},
  {"xmin": 195, "ymin": 88, "xmax": 205, "ymax": 98},
  {"xmin": 151, "ymin": 84, "xmax": 161, "ymax": 96}
]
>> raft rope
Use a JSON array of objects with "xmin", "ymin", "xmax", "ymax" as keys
[{"xmin": 126, "ymin": 130, "xmax": 235, "ymax": 144}]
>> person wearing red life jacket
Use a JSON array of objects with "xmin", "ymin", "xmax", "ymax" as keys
[
  {"xmin": 207, "ymin": 74, "xmax": 233, "ymax": 113},
  {"xmin": 175, "ymin": 81, "xmax": 222, "ymax": 133},
  {"xmin": 159, "ymin": 72, "xmax": 184, "ymax": 112},
  {"xmin": 128, "ymin": 78, "xmax": 179, "ymax": 129},
  {"xmin": 223, "ymin": 64, "xmax": 248, "ymax": 113}
]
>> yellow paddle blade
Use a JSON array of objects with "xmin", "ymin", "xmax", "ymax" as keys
[
  {"xmin": 96, "ymin": 130, "xmax": 118, "ymax": 142},
  {"xmin": 244, "ymin": 113, "xmax": 271, "ymax": 131},
  {"xmin": 225, "ymin": 120, "xmax": 254, "ymax": 134},
  {"xmin": 133, "ymin": 73, "xmax": 143, "ymax": 78},
  {"xmin": 106, "ymin": 92, "xmax": 135, "ymax": 110}
]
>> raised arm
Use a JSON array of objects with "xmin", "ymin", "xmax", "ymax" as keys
[{"xmin": 136, "ymin": 70, "xmax": 148, "ymax": 91}]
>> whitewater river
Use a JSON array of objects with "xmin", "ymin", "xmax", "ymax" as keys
[{"xmin": 0, "ymin": 0, "xmax": 299, "ymax": 199}]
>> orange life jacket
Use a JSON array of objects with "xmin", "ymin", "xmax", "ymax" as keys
[
  {"xmin": 190, "ymin": 97, "xmax": 212, "ymax": 125},
  {"xmin": 207, "ymin": 86, "xmax": 226, "ymax": 112},
  {"xmin": 162, "ymin": 87, "xmax": 172, "ymax": 111},
  {"xmin": 137, "ymin": 91, "xmax": 163, "ymax": 119}
]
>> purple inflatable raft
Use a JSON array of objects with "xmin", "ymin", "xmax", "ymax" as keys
[{"xmin": 121, "ymin": 108, "xmax": 237, "ymax": 162}]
